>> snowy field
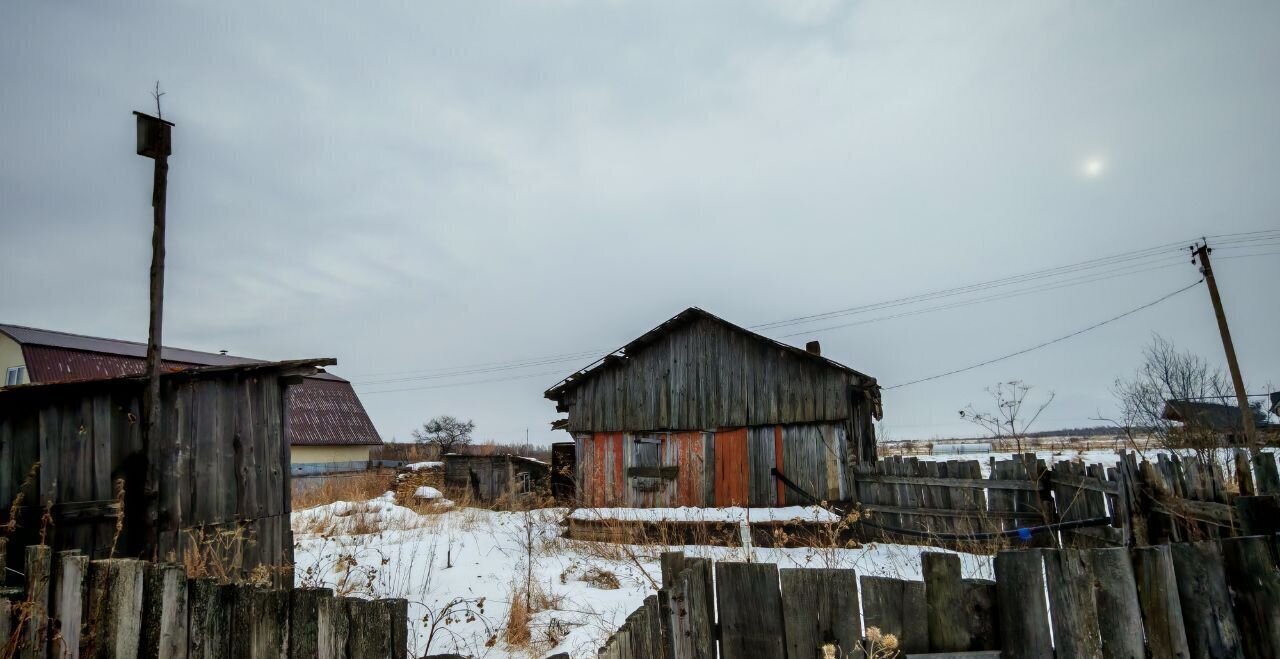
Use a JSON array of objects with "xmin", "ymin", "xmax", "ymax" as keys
[
  {"xmin": 292, "ymin": 498, "xmax": 991, "ymax": 658},
  {"xmin": 912, "ymin": 446, "xmax": 1275, "ymax": 477}
]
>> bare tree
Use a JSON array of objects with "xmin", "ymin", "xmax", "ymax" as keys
[
  {"xmin": 959, "ymin": 380, "xmax": 1056, "ymax": 454},
  {"xmin": 412, "ymin": 415, "xmax": 476, "ymax": 454},
  {"xmin": 1112, "ymin": 335, "xmax": 1234, "ymax": 466}
]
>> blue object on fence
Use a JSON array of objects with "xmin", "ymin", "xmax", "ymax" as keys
[{"xmin": 1017, "ymin": 527, "xmax": 1033, "ymax": 541}]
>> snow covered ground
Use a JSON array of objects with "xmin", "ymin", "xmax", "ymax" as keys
[
  {"xmin": 292, "ymin": 497, "xmax": 992, "ymax": 658},
  {"xmin": 914, "ymin": 446, "xmax": 1275, "ymax": 477}
]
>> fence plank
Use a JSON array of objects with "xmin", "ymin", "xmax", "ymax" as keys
[
  {"xmin": 859, "ymin": 576, "xmax": 926, "ymax": 655},
  {"xmin": 1235, "ymin": 495, "xmax": 1280, "ymax": 535},
  {"xmin": 187, "ymin": 580, "xmax": 231, "ymax": 659},
  {"xmin": 715, "ymin": 562, "xmax": 785, "ymax": 659},
  {"xmin": 1221, "ymin": 536, "xmax": 1280, "ymax": 659},
  {"xmin": 52, "ymin": 551, "xmax": 87, "ymax": 659},
  {"xmin": 320, "ymin": 595, "xmax": 350, "ymax": 659},
  {"xmin": 23, "ymin": 544, "xmax": 51, "ymax": 659},
  {"xmin": 85, "ymin": 558, "xmax": 144, "ymax": 659},
  {"xmin": 381, "ymin": 598, "xmax": 408, "ymax": 659},
  {"xmin": 1043, "ymin": 548, "xmax": 1102, "ymax": 659},
  {"xmin": 346, "ymin": 597, "xmax": 391, "ymax": 659},
  {"xmin": 993, "ymin": 550, "xmax": 1051, "ymax": 659},
  {"xmin": 289, "ymin": 588, "xmax": 331, "ymax": 659},
  {"xmin": 1086, "ymin": 548, "xmax": 1144, "ymax": 659},
  {"xmin": 1132, "ymin": 546, "xmax": 1190, "ymax": 659},
  {"xmin": 140, "ymin": 563, "xmax": 188, "ymax": 659},
  {"xmin": 923, "ymin": 552, "xmax": 968, "ymax": 652},
  {"xmin": 1170, "ymin": 541, "xmax": 1243, "ymax": 659},
  {"xmin": 779, "ymin": 568, "xmax": 860, "ymax": 659},
  {"xmin": 960, "ymin": 579, "xmax": 998, "ymax": 651},
  {"xmin": 667, "ymin": 559, "xmax": 714, "ymax": 659}
]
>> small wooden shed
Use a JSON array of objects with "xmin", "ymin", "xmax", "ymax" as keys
[
  {"xmin": 442, "ymin": 454, "xmax": 550, "ymax": 503},
  {"xmin": 0, "ymin": 358, "xmax": 333, "ymax": 580},
  {"xmin": 545, "ymin": 308, "xmax": 881, "ymax": 508}
]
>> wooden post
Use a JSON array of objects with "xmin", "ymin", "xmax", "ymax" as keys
[
  {"xmin": 1236, "ymin": 449, "xmax": 1256, "ymax": 496},
  {"xmin": 319, "ymin": 594, "xmax": 350, "ymax": 659},
  {"xmin": 85, "ymin": 559, "xmax": 145, "ymax": 659},
  {"xmin": 140, "ymin": 564, "xmax": 187, "ymax": 659},
  {"xmin": 1170, "ymin": 541, "xmax": 1243, "ymax": 658},
  {"xmin": 779, "ymin": 568, "xmax": 860, "ymax": 659},
  {"xmin": 1043, "ymin": 548, "xmax": 1102, "ymax": 658},
  {"xmin": 379, "ymin": 598, "xmax": 408, "ymax": 659},
  {"xmin": 1192, "ymin": 243, "xmax": 1259, "ymax": 454},
  {"xmin": 922, "ymin": 552, "xmax": 967, "ymax": 652},
  {"xmin": 714, "ymin": 562, "xmax": 784, "ymax": 659},
  {"xmin": 345, "ymin": 597, "xmax": 391, "ymax": 659},
  {"xmin": 993, "ymin": 550, "xmax": 1051, "ymax": 659},
  {"xmin": 133, "ymin": 109, "xmax": 177, "ymax": 557},
  {"xmin": 247, "ymin": 588, "xmax": 290, "ymax": 659},
  {"xmin": 52, "ymin": 551, "xmax": 87, "ymax": 659},
  {"xmin": 187, "ymin": 580, "xmax": 231, "ymax": 659},
  {"xmin": 1087, "ymin": 547, "xmax": 1145, "ymax": 659},
  {"xmin": 22, "ymin": 545, "xmax": 51, "ymax": 659},
  {"xmin": 1221, "ymin": 536, "xmax": 1280, "ymax": 658},
  {"xmin": 859, "ymin": 576, "xmax": 927, "ymax": 655},
  {"xmin": 289, "ymin": 588, "xmax": 332, "ymax": 659}
]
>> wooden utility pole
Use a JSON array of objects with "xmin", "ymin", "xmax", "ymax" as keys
[
  {"xmin": 1192, "ymin": 241, "xmax": 1259, "ymax": 453},
  {"xmin": 135, "ymin": 106, "xmax": 174, "ymax": 555}
]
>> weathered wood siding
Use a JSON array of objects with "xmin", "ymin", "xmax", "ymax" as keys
[
  {"xmin": 576, "ymin": 422, "xmax": 847, "ymax": 507},
  {"xmin": 559, "ymin": 317, "xmax": 858, "ymax": 432},
  {"xmin": 442, "ymin": 454, "xmax": 550, "ymax": 503},
  {"xmin": 0, "ymin": 368, "xmax": 297, "ymax": 577}
]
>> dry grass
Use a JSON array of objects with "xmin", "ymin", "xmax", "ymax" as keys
[{"xmin": 293, "ymin": 469, "xmax": 393, "ymax": 510}]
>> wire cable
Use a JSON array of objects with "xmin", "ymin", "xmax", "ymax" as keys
[{"xmin": 881, "ymin": 280, "xmax": 1204, "ymax": 390}]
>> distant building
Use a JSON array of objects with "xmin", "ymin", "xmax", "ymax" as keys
[
  {"xmin": 545, "ymin": 307, "xmax": 881, "ymax": 508},
  {"xmin": 1161, "ymin": 398, "xmax": 1271, "ymax": 445},
  {"xmin": 1, "ymin": 324, "xmax": 381, "ymax": 471}
]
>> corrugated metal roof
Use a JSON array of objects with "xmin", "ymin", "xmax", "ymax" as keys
[
  {"xmin": 544, "ymin": 307, "xmax": 876, "ymax": 401},
  {"xmin": 288, "ymin": 378, "xmax": 383, "ymax": 446},
  {"xmin": 1, "ymin": 323, "xmax": 380, "ymax": 446}
]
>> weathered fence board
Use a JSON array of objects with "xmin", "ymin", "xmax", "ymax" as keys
[
  {"xmin": 1086, "ymin": 547, "xmax": 1144, "ymax": 659},
  {"xmin": 715, "ymin": 562, "xmax": 785, "ymax": 659},
  {"xmin": 1221, "ymin": 536, "xmax": 1280, "ymax": 659},
  {"xmin": 859, "ymin": 576, "xmax": 928, "ymax": 655},
  {"xmin": 1170, "ymin": 541, "xmax": 1243, "ymax": 659},
  {"xmin": 993, "ymin": 550, "xmax": 1051, "ymax": 659},
  {"xmin": 1132, "ymin": 545, "xmax": 1191, "ymax": 659},
  {"xmin": 779, "ymin": 568, "xmax": 860, "ymax": 659}
]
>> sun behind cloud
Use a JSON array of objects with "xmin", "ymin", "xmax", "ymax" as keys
[{"xmin": 1081, "ymin": 155, "xmax": 1107, "ymax": 178}]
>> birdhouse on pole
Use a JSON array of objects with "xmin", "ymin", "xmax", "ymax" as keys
[{"xmin": 133, "ymin": 111, "xmax": 173, "ymax": 159}]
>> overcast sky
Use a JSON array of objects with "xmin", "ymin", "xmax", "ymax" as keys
[{"xmin": 3, "ymin": 1, "xmax": 1278, "ymax": 444}]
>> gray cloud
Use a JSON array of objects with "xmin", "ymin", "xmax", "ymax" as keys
[{"xmin": 3, "ymin": 1, "xmax": 1278, "ymax": 443}]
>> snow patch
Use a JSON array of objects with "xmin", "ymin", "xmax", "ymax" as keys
[{"xmin": 568, "ymin": 506, "xmax": 840, "ymax": 524}]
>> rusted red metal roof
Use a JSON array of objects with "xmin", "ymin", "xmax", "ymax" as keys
[{"xmin": 1, "ymin": 323, "xmax": 381, "ymax": 446}]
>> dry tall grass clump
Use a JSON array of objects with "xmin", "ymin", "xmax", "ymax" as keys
[{"xmin": 293, "ymin": 469, "xmax": 393, "ymax": 509}]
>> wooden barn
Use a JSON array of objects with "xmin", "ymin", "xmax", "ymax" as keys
[
  {"xmin": 545, "ymin": 308, "xmax": 881, "ymax": 508},
  {"xmin": 0, "ymin": 357, "xmax": 333, "ymax": 581}
]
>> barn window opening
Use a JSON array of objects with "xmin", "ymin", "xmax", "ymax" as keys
[{"xmin": 633, "ymin": 435, "xmax": 661, "ymax": 468}]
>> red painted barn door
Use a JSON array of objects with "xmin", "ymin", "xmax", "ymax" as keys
[{"xmin": 713, "ymin": 428, "xmax": 749, "ymax": 506}]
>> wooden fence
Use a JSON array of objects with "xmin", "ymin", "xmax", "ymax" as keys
[
  {"xmin": 0, "ymin": 543, "xmax": 406, "ymax": 659},
  {"xmin": 848, "ymin": 450, "xmax": 1280, "ymax": 548},
  {"xmin": 599, "ymin": 540, "xmax": 1280, "ymax": 659}
]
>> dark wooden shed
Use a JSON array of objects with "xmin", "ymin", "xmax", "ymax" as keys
[
  {"xmin": 544, "ymin": 308, "xmax": 881, "ymax": 508},
  {"xmin": 0, "ymin": 357, "xmax": 333, "ymax": 581},
  {"xmin": 442, "ymin": 453, "xmax": 550, "ymax": 503}
]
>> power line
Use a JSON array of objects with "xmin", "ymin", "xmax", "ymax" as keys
[
  {"xmin": 357, "ymin": 368, "xmax": 569, "ymax": 396},
  {"xmin": 881, "ymin": 280, "xmax": 1204, "ymax": 391},
  {"xmin": 349, "ymin": 231, "xmax": 1279, "ymax": 383},
  {"xmin": 773, "ymin": 257, "xmax": 1187, "ymax": 339}
]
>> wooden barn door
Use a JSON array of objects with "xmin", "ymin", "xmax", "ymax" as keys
[{"xmin": 713, "ymin": 428, "xmax": 749, "ymax": 506}]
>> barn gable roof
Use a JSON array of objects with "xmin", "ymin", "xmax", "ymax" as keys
[
  {"xmin": 1, "ymin": 323, "xmax": 381, "ymax": 446},
  {"xmin": 544, "ymin": 307, "xmax": 876, "ymax": 403}
]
